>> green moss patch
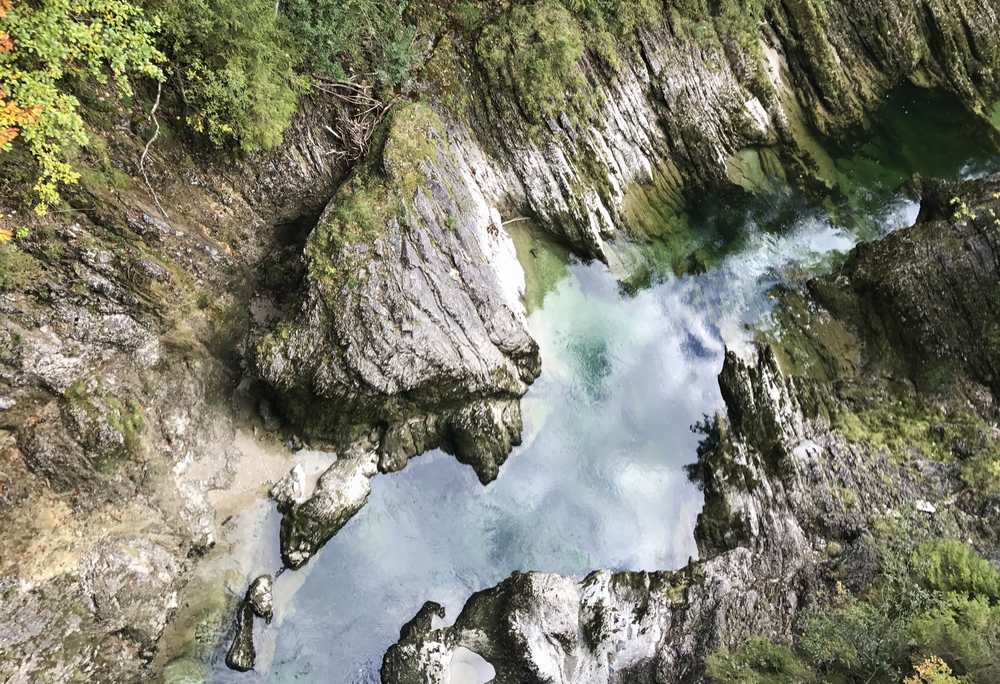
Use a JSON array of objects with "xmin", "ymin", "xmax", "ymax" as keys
[
  {"xmin": 304, "ymin": 101, "xmax": 449, "ymax": 294},
  {"xmin": 63, "ymin": 379, "xmax": 146, "ymax": 473}
]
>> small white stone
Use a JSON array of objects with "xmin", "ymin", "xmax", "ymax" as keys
[
  {"xmin": 270, "ymin": 463, "xmax": 306, "ymax": 506},
  {"xmin": 915, "ymin": 500, "xmax": 936, "ymax": 514}
]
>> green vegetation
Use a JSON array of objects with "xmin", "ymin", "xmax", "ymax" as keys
[
  {"xmin": 0, "ymin": 0, "xmax": 162, "ymax": 212},
  {"xmin": 705, "ymin": 637, "xmax": 812, "ymax": 684},
  {"xmin": 64, "ymin": 379, "xmax": 146, "ymax": 471},
  {"xmin": 155, "ymin": 0, "xmax": 419, "ymax": 151},
  {"xmin": 477, "ymin": 1, "xmax": 588, "ymax": 124},
  {"xmin": 0, "ymin": 0, "xmax": 776, "ymax": 209},
  {"xmin": 0, "ymin": 0, "xmax": 423, "ymax": 209},
  {"xmin": 706, "ymin": 540, "xmax": 1000, "ymax": 684},
  {"xmin": 154, "ymin": 0, "xmax": 301, "ymax": 151},
  {"xmin": 280, "ymin": 0, "xmax": 416, "ymax": 86},
  {"xmin": 0, "ymin": 239, "xmax": 41, "ymax": 290}
]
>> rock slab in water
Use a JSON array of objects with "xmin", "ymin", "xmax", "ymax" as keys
[
  {"xmin": 225, "ymin": 574, "xmax": 274, "ymax": 672},
  {"xmin": 279, "ymin": 449, "xmax": 378, "ymax": 568}
]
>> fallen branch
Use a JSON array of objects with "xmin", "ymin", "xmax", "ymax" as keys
[{"xmin": 140, "ymin": 80, "xmax": 170, "ymax": 222}]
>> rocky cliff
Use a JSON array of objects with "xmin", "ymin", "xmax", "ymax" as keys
[
  {"xmin": 0, "ymin": 100, "xmax": 346, "ymax": 681},
  {"xmin": 380, "ymin": 175, "xmax": 1000, "ymax": 683}
]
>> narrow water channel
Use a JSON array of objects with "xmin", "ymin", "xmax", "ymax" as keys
[{"xmin": 204, "ymin": 88, "xmax": 1000, "ymax": 683}]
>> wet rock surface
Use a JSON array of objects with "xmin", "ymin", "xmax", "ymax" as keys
[
  {"xmin": 225, "ymin": 574, "xmax": 274, "ymax": 672},
  {"xmin": 381, "ymin": 176, "xmax": 1000, "ymax": 682}
]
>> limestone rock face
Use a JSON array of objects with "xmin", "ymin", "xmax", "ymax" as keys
[
  {"xmin": 270, "ymin": 463, "xmax": 307, "ymax": 507},
  {"xmin": 380, "ymin": 176, "xmax": 1000, "ymax": 683},
  {"xmin": 280, "ymin": 448, "xmax": 378, "ymax": 569},
  {"xmin": 78, "ymin": 537, "xmax": 181, "ymax": 645},
  {"xmin": 0, "ymin": 95, "xmax": 347, "ymax": 682},
  {"xmin": 252, "ymin": 0, "xmax": 1000, "ymax": 492},
  {"xmin": 250, "ymin": 106, "xmax": 541, "ymax": 488},
  {"xmin": 3, "ymin": 3, "xmax": 1000, "ymax": 680},
  {"xmin": 445, "ymin": 0, "xmax": 1000, "ymax": 260}
]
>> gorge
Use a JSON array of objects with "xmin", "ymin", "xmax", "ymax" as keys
[{"xmin": 1, "ymin": 1, "xmax": 999, "ymax": 683}]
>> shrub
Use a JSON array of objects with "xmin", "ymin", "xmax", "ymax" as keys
[
  {"xmin": 909, "ymin": 594, "xmax": 1000, "ymax": 683},
  {"xmin": 913, "ymin": 539, "xmax": 1000, "ymax": 601},
  {"xmin": 798, "ymin": 593, "xmax": 916, "ymax": 681},
  {"xmin": 705, "ymin": 636, "xmax": 814, "ymax": 683},
  {"xmin": 154, "ymin": 0, "xmax": 301, "ymax": 151},
  {"xmin": 707, "ymin": 541, "xmax": 1000, "ymax": 683},
  {"xmin": 0, "ymin": 0, "xmax": 162, "ymax": 212},
  {"xmin": 961, "ymin": 453, "xmax": 1000, "ymax": 496}
]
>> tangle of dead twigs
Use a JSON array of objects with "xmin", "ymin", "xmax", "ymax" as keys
[{"xmin": 311, "ymin": 76, "xmax": 394, "ymax": 162}]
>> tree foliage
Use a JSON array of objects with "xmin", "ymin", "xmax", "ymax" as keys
[
  {"xmin": 280, "ymin": 0, "xmax": 416, "ymax": 87},
  {"xmin": 0, "ymin": 0, "xmax": 162, "ymax": 212},
  {"xmin": 153, "ymin": 0, "xmax": 301, "ymax": 152}
]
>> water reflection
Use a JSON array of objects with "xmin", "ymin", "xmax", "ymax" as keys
[
  {"xmin": 208, "ymin": 190, "xmax": 918, "ymax": 683},
  {"xmin": 206, "ymin": 86, "xmax": 1000, "ymax": 683}
]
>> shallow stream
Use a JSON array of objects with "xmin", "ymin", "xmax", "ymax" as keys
[{"xmin": 199, "ymin": 88, "xmax": 999, "ymax": 683}]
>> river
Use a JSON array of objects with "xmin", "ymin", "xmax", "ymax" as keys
[{"xmin": 188, "ymin": 87, "xmax": 999, "ymax": 683}]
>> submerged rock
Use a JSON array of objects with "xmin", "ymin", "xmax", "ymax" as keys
[
  {"xmin": 247, "ymin": 575, "xmax": 274, "ymax": 623},
  {"xmin": 225, "ymin": 601, "xmax": 256, "ymax": 672}
]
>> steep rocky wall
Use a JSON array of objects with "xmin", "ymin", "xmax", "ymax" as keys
[
  {"xmin": 380, "ymin": 175, "xmax": 1000, "ymax": 683},
  {"xmin": 421, "ymin": 0, "xmax": 1000, "ymax": 261},
  {"xmin": 0, "ymin": 98, "xmax": 348, "ymax": 681}
]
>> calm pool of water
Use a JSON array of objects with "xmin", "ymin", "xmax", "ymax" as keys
[
  {"xmin": 203, "ymin": 87, "xmax": 1000, "ymax": 683},
  {"xmin": 207, "ymin": 194, "xmax": 920, "ymax": 683}
]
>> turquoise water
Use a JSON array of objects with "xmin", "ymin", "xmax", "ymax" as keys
[
  {"xmin": 204, "ymin": 88, "xmax": 1000, "ymax": 683},
  {"xmin": 208, "ymin": 195, "xmax": 918, "ymax": 683}
]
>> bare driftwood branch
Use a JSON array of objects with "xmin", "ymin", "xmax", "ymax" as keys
[{"xmin": 140, "ymin": 81, "xmax": 170, "ymax": 222}]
